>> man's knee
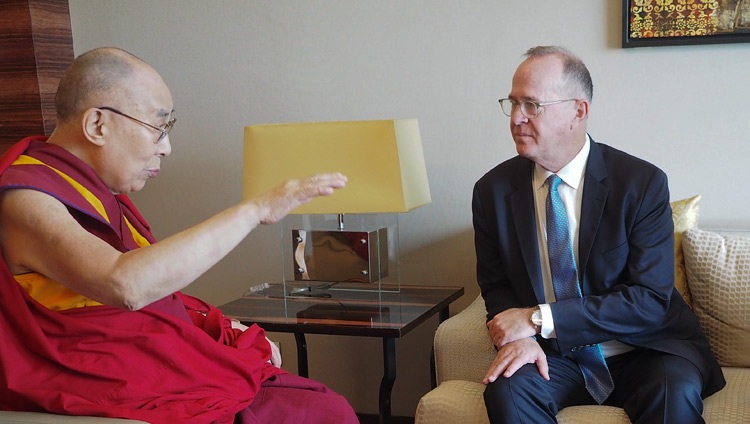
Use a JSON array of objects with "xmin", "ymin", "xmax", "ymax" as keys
[
  {"xmin": 484, "ymin": 366, "xmax": 543, "ymax": 404},
  {"xmin": 483, "ymin": 368, "xmax": 558, "ymax": 424},
  {"xmin": 641, "ymin": 355, "xmax": 703, "ymax": 399},
  {"xmin": 620, "ymin": 354, "xmax": 704, "ymax": 423},
  {"xmin": 484, "ymin": 378, "xmax": 525, "ymax": 423}
]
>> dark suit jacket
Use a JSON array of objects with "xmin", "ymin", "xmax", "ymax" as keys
[{"xmin": 472, "ymin": 139, "xmax": 725, "ymax": 398}]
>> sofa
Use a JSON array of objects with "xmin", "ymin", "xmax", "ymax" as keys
[{"xmin": 415, "ymin": 196, "xmax": 750, "ymax": 423}]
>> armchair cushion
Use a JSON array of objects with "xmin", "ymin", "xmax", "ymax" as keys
[
  {"xmin": 672, "ymin": 194, "xmax": 701, "ymax": 307},
  {"xmin": 683, "ymin": 228, "xmax": 750, "ymax": 367}
]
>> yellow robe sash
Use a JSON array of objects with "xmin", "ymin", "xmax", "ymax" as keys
[{"xmin": 10, "ymin": 155, "xmax": 150, "ymax": 310}]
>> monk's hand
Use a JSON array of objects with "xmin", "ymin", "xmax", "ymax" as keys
[
  {"xmin": 483, "ymin": 337, "xmax": 549, "ymax": 384},
  {"xmin": 255, "ymin": 173, "xmax": 347, "ymax": 224},
  {"xmin": 487, "ymin": 307, "xmax": 537, "ymax": 348}
]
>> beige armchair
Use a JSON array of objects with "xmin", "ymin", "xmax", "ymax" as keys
[
  {"xmin": 416, "ymin": 197, "xmax": 750, "ymax": 423},
  {"xmin": 415, "ymin": 293, "xmax": 749, "ymax": 424}
]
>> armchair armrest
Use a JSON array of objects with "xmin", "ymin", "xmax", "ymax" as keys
[{"xmin": 434, "ymin": 294, "xmax": 496, "ymax": 384}]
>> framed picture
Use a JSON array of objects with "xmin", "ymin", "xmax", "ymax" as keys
[{"xmin": 623, "ymin": 0, "xmax": 750, "ymax": 48}]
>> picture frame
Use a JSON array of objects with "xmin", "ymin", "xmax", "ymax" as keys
[{"xmin": 623, "ymin": 0, "xmax": 750, "ymax": 48}]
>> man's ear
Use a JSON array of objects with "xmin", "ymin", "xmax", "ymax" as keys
[
  {"xmin": 81, "ymin": 108, "xmax": 107, "ymax": 147},
  {"xmin": 571, "ymin": 99, "xmax": 589, "ymax": 128}
]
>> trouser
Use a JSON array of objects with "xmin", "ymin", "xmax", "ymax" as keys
[{"xmin": 484, "ymin": 348, "xmax": 705, "ymax": 424}]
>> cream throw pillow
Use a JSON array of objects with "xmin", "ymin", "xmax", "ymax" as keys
[
  {"xmin": 671, "ymin": 195, "xmax": 701, "ymax": 307},
  {"xmin": 683, "ymin": 228, "xmax": 750, "ymax": 367}
]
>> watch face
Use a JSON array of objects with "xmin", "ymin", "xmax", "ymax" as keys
[{"xmin": 532, "ymin": 310, "xmax": 543, "ymax": 325}]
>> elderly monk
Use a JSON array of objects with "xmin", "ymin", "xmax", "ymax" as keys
[{"xmin": 0, "ymin": 47, "xmax": 357, "ymax": 424}]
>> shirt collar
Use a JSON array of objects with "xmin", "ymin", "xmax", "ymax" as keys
[{"xmin": 534, "ymin": 134, "xmax": 591, "ymax": 190}]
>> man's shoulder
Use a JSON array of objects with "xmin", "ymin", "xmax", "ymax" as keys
[
  {"xmin": 593, "ymin": 141, "xmax": 664, "ymax": 173},
  {"xmin": 474, "ymin": 155, "xmax": 531, "ymax": 189},
  {"xmin": 590, "ymin": 140, "xmax": 667, "ymax": 187}
]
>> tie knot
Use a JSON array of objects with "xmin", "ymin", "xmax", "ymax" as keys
[{"xmin": 547, "ymin": 174, "xmax": 562, "ymax": 192}]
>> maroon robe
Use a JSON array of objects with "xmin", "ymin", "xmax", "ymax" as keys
[{"xmin": 0, "ymin": 138, "xmax": 357, "ymax": 423}]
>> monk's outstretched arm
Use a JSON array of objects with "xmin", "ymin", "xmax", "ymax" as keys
[{"xmin": 0, "ymin": 173, "xmax": 346, "ymax": 310}]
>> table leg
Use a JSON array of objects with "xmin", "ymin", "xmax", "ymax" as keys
[
  {"xmin": 294, "ymin": 332, "xmax": 309, "ymax": 378},
  {"xmin": 379, "ymin": 337, "xmax": 396, "ymax": 424},
  {"xmin": 438, "ymin": 306, "xmax": 449, "ymax": 323}
]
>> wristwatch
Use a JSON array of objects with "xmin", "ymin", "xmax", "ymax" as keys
[{"xmin": 530, "ymin": 306, "xmax": 543, "ymax": 334}]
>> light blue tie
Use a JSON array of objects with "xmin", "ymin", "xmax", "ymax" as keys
[{"xmin": 546, "ymin": 174, "xmax": 614, "ymax": 404}]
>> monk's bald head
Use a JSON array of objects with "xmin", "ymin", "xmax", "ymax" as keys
[{"xmin": 55, "ymin": 47, "xmax": 151, "ymax": 123}]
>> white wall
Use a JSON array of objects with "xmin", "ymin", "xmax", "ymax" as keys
[{"xmin": 68, "ymin": 0, "xmax": 750, "ymax": 416}]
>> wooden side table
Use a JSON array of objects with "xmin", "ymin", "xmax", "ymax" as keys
[{"xmin": 219, "ymin": 283, "xmax": 464, "ymax": 424}]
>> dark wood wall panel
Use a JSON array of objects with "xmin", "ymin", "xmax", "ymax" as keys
[{"xmin": 0, "ymin": 0, "xmax": 73, "ymax": 154}]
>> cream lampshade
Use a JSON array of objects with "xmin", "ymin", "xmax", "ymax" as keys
[
  {"xmin": 243, "ymin": 119, "xmax": 431, "ymax": 287},
  {"xmin": 243, "ymin": 118, "xmax": 431, "ymax": 214}
]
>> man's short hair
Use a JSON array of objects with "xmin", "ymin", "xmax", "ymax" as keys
[{"xmin": 524, "ymin": 45, "xmax": 594, "ymax": 102}]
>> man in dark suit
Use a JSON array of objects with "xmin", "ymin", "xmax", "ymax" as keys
[{"xmin": 472, "ymin": 46, "xmax": 724, "ymax": 423}]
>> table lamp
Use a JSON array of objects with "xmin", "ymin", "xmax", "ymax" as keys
[{"xmin": 243, "ymin": 119, "xmax": 431, "ymax": 292}]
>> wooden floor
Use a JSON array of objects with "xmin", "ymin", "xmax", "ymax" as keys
[{"xmin": 356, "ymin": 414, "xmax": 414, "ymax": 424}]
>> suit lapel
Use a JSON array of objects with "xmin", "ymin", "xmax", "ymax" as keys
[
  {"xmin": 579, "ymin": 140, "xmax": 608, "ymax": 280},
  {"xmin": 510, "ymin": 162, "xmax": 545, "ymax": 303}
]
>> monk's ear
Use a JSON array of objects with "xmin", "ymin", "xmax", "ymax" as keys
[{"xmin": 81, "ymin": 108, "xmax": 107, "ymax": 147}]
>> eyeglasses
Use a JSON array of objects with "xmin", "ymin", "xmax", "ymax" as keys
[
  {"xmin": 98, "ymin": 106, "xmax": 176, "ymax": 142},
  {"xmin": 498, "ymin": 98, "xmax": 578, "ymax": 119}
]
